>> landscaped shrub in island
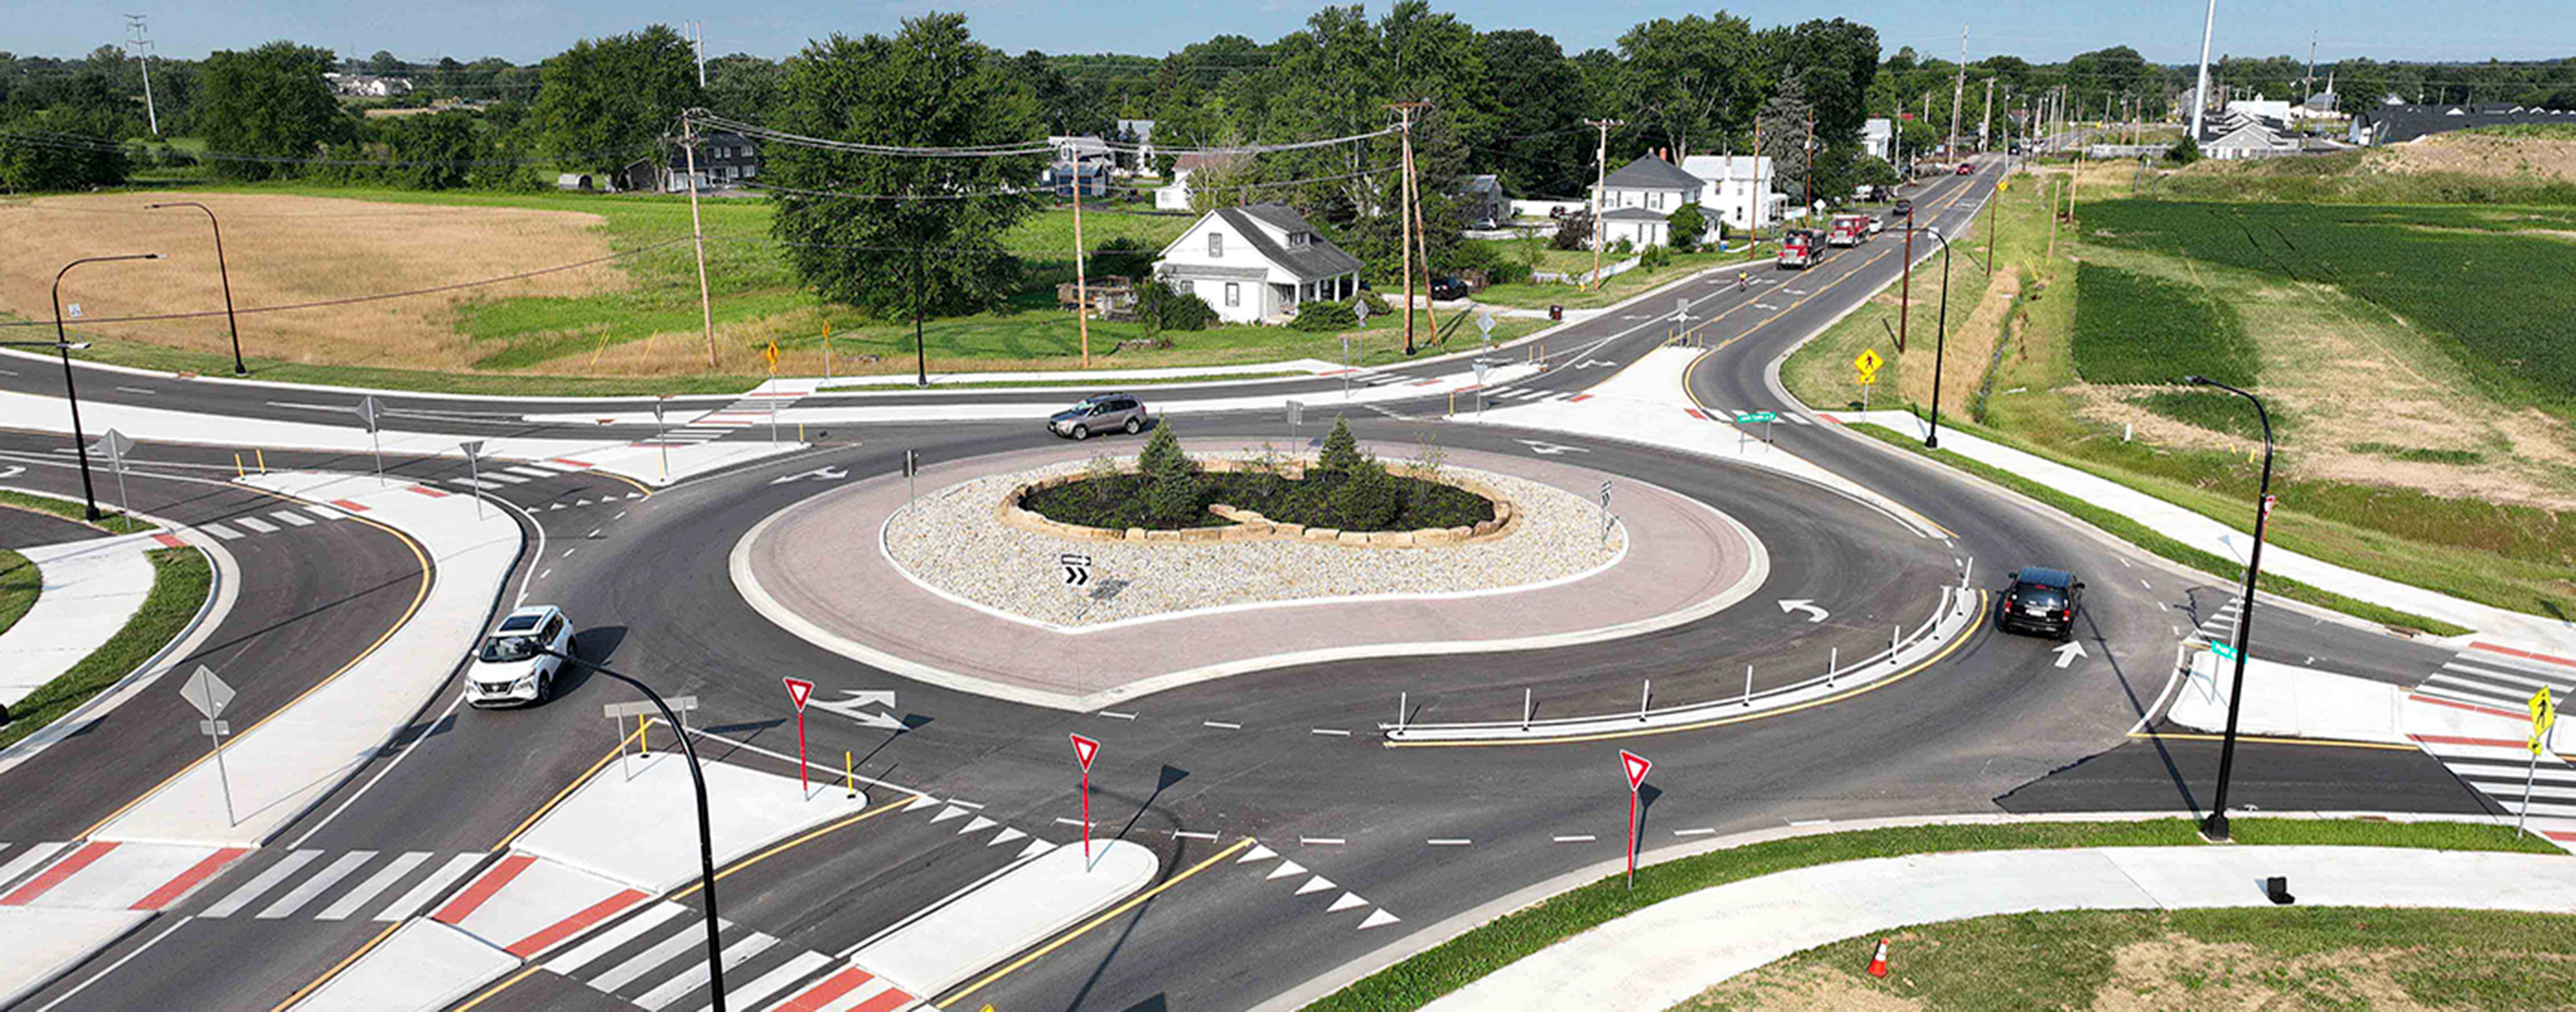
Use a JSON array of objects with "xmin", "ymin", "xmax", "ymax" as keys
[{"xmin": 1020, "ymin": 419, "xmax": 1493, "ymax": 533}]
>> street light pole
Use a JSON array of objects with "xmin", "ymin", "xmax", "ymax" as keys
[
  {"xmin": 1918, "ymin": 227, "xmax": 1953, "ymax": 450},
  {"xmin": 52, "ymin": 254, "xmax": 161, "ymax": 521},
  {"xmin": 2184, "ymin": 374, "xmax": 2273, "ymax": 843},
  {"xmin": 146, "ymin": 201, "xmax": 247, "ymax": 375},
  {"xmin": 534, "ymin": 648, "xmax": 731, "ymax": 1008}
]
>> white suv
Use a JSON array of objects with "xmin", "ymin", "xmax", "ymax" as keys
[{"xmin": 466, "ymin": 605, "xmax": 573, "ymax": 707}]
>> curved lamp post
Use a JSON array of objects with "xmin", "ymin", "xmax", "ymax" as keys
[
  {"xmin": 53, "ymin": 254, "xmax": 161, "ymax": 521},
  {"xmin": 2181, "ymin": 374, "xmax": 2274, "ymax": 842},
  {"xmin": 532, "ymin": 648, "xmax": 731, "ymax": 1008},
  {"xmin": 1918, "ymin": 226, "xmax": 1954, "ymax": 450},
  {"xmin": 146, "ymin": 201, "xmax": 247, "ymax": 376}
]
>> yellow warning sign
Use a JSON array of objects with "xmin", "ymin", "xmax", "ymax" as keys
[
  {"xmin": 2535, "ymin": 687, "xmax": 2559, "ymax": 756},
  {"xmin": 763, "ymin": 339, "xmax": 781, "ymax": 374},
  {"xmin": 1854, "ymin": 349, "xmax": 1885, "ymax": 374}
]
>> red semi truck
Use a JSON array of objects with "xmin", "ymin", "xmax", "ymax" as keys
[
  {"xmin": 1827, "ymin": 213, "xmax": 1871, "ymax": 247},
  {"xmin": 1776, "ymin": 228, "xmax": 1818, "ymax": 269}
]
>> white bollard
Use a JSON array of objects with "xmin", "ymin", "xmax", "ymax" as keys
[
  {"xmin": 1640, "ymin": 680, "xmax": 1650, "ymax": 722},
  {"xmin": 1523, "ymin": 687, "xmax": 1533, "ymax": 730},
  {"xmin": 1743, "ymin": 664, "xmax": 1754, "ymax": 707},
  {"xmin": 1829, "ymin": 647, "xmax": 1839, "ymax": 686},
  {"xmin": 1398, "ymin": 691, "xmax": 1408, "ymax": 733}
]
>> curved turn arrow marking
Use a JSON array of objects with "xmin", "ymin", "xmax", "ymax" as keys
[
  {"xmin": 0, "ymin": 466, "xmax": 23, "ymax": 481},
  {"xmin": 1777, "ymin": 599, "xmax": 1829, "ymax": 623}
]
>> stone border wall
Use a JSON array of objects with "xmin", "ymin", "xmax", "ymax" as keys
[{"xmin": 995, "ymin": 457, "xmax": 1523, "ymax": 549}]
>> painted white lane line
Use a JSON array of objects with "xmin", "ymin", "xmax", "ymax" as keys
[
  {"xmin": 1673, "ymin": 828, "xmax": 1716, "ymax": 836},
  {"xmin": 1202, "ymin": 720, "xmax": 1242, "ymax": 730},
  {"xmin": 1299, "ymin": 837, "xmax": 1345, "ymax": 845},
  {"xmin": 949, "ymin": 799, "xmax": 984, "ymax": 811},
  {"xmin": 548, "ymin": 902, "xmax": 690, "ymax": 975},
  {"xmin": 304, "ymin": 504, "xmax": 344, "ymax": 519},
  {"xmin": 270, "ymin": 510, "xmax": 315, "ymax": 526},
  {"xmin": 1174, "ymin": 831, "xmax": 1219, "ymax": 841},
  {"xmin": 538, "ymin": 569, "xmax": 552, "ymax": 581},
  {"xmin": 1426, "ymin": 839, "xmax": 1471, "ymax": 846},
  {"xmin": 502, "ymin": 466, "xmax": 557, "ymax": 479},
  {"xmin": 1310, "ymin": 729, "xmax": 1351, "ymax": 736},
  {"xmin": 590, "ymin": 917, "xmax": 721, "ymax": 993},
  {"xmin": 258, "ymin": 849, "xmax": 375, "ymax": 918},
  {"xmin": 479, "ymin": 471, "xmax": 530, "ymax": 485},
  {"xmin": 373, "ymin": 852, "xmax": 484, "ymax": 922},
  {"xmin": 314, "ymin": 851, "xmax": 431, "ymax": 921},
  {"xmin": 1552, "ymin": 835, "xmax": 1596, "ymax": 843},
  {"xmin": 201, "ymin": 849, "xmax": 322, "ymax": 918},
  {"xmin": 1788, "ymin": 819, "xmax": 1832, "ymax": 827},
  {"xmin": 115, "ymin": 386, "xmax": 156, "ymax": 396},
  {"xmin": 234, "ymin": 516, "xmax": 279, "ymax": 534},
  {"xmin": 1053, "ymin": 818, "xmax": 1092, "ymax": 828},
  {"xmin": 1098, "ymin": 711, "xmax": 1138, "ymax": 720}
]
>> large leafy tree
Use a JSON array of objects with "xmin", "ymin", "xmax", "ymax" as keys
[
  {"xmin": 529, "ymin": 25, "xmax": 700, "ymax": 173},
  {"xmin": 704, "ymin": 54, "xmax": 785, "ymax": 121},
  {"xmin": 199, "ymin": 40, "xmax": 350, "ymax": 180},
  {"xmin": 765, "ymin": 14, "xmax": 1043, "ymax": 319},
  {"xmin": 1614, "ymin": 14, "xmax": 1756, "ymax": 161},
  {"xmin": 1478, "ymin": 29, "xmax": 1592, "ymax": 198}
]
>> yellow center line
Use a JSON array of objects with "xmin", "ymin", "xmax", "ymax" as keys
[
  {"xmin": 269, "ymin": 919, "xmax": 402, "ymax": 1012},
  {"xmin": 2127, "ymin": 730, "xmax": 2423, "ymax": 752},
  {"xmin": 668, "ymin": 794, "xmax": 916, "ymax": 901},
  {"xmin": 450, "ymin": 964, "xmax": 546, "ymax": 1012},
  {"xmin": 79, "ymin": 488, "xmax": 435, "ymax": 840},
  {"xmin": 1389, "ymin": 593, "xmax": 1989, "ymax": 747},
  {"xmin": 937, "ymin": 836, "xmax": 1256, "ymax": 1008},
  {"xmin": 490, "ymin": 724, "xmax": 647, "ymax": 852}
]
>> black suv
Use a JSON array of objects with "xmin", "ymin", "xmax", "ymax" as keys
[
  {"xmin": 1997, "ymin": 567, "xmax": 2084, "ymax": 640},
  {"xmin": 1891, "ymin": 198, "xmax": 1914, "ymax": 218}
]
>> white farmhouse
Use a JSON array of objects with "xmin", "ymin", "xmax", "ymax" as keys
[
  {"xmin": 1862, "ymin": 118, "xmax": 1894, "ymax": 160},
  {"xmin": 1679, "ymin": 155, "xmax": 1778, "ymax": 234},
  {"xmin": 1153, "ymin": 203, "xmax": 1364, "ymax": 326},
  {"xmin": 1590, "ymin": 154, "xmax": 1708, "ymax": 249}
]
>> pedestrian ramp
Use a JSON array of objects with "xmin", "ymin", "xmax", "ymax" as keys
[{"xmin": 2403, "ymin": 641, "xmax": 2576, "ymax": 850}]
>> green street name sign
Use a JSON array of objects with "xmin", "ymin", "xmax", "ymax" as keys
[
  {"xmin": 2210, "ymin": 641, "xmax": 2241, "ymax": 661},
  {"xmin": 1736, "ymin": 411, "xmax": 1779, "ymax": 423}
]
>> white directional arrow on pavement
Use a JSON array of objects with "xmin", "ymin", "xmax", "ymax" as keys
[
  {"xmin": 1777, "ymin": 599, "xmax": 1829, "ymax": 623},
  {"xmin": 2053, "ymin": 641, "xmax": 2087, "ymax": 669},
  {"xmin": 0, "ymin": 466, "xmax": 22, "ymax": 480},
  {"xmin": 1513, "ymin": 439, "xmax": 1591, "ymax": 455},
  {"xmin": 810, "ymin": 689, "xmax": 904, "ymax": 730},
  {"xmin": 1570, "ymin": 359, "xmax": 1619, "ymax": 370},
  {"xmin": 769, "ymin": 466, "xmax": 850, "ymax": 486}
]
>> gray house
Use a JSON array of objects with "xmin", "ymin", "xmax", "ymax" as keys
[{"xmin": 1592, "ymin": 154, "xmax": 1708, "ymax": 248}]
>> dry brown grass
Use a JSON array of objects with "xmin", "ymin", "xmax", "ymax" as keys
[
  {"xmin": 0, "ymin": 190, "xmax": 625, "ymax": 371},
  {"xmin": 2379, "ymin": 131, "xmax": 2576, "ymax": 183}
]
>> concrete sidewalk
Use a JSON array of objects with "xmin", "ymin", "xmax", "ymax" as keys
[
  {"xmin": 1849, "ymin": 410, "xmax": 2573, "ymax": 653},
  {"xmin": 0, "ymin": 534, "xmax": 161, "ymax": 709},
  {"xmin": 1424, "ymin": 844, "xmax": 2576, "ymax": 1012}
]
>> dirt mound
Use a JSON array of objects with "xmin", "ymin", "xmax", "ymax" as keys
[{"xmin": 2378, "ymin": 130, "xmax": 2576, "ymax": 183}]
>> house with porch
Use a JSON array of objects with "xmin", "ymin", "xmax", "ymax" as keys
[
  {"xmin": 1153, "ymin": 203, "xmax": 1363, "ymax": 326},
  {"xmin": 1591, "ymin": 154, "xmax": 1709, "ymax": 249},
  {"xmin": 1679, "ymin": 155, "xmax": 1777, "ymax": 234}
]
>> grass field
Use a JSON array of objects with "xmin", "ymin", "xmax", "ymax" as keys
[
  {"xmin": 0, "ymin": 548, "xmax": 36, "ymax": 638},
  {"xmin": 2068, "ymin": 261, "xmax": 2255, "ymax": 386},
  {"xmin": 1685, "ymin": 906, "xmax": 2576, "ymax": 1011},
  {"xmin": 0, "ymin": 491, "xmax": 153, "ymax": 535},
  {"xmin": 1313, "ymin": 817, "xmax": 2551, "ymax": 1012},
  {"xmin": 0, "ymin": 547, "xmax": 209, "ymax": 750}
]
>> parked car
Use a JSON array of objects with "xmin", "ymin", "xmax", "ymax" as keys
[
  {"xmin": 1956, "ymin": 162, "xmax": 1975, "ymax": 176},
  {"xmin": 1429, "ymin": 276, "xmax": 1472, "ymax": 301},
  {"xmin": 466, "ymin": 605, "xmax": 574, "ymax": 707},
  {"xmin": 1048, "ymin": 393, "xmax": 1148, "ymax": 440},
  {"xmin": 1996, "ymin": 567, "xmax": 2084, "ymax": 641}
]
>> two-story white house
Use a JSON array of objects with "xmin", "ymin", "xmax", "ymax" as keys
[
  {"xmin": 1153, "ymin": 203, "xmax": 1364, "ymax": 326},
  {"xmin": 1678, "ymin": 155, "xmax": 1778, "ymax": 234},
  {"xmin": 1591, "ymin": 155, "xmax": 1708, "ymax": 249}
]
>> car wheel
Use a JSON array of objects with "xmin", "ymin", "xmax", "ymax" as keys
[
  {"xmin": 1072, "ymin": 425, "xmax": 1089, "ymax": 441},
  {"xmin": 1124, "ymin": 417, "xmax": 1143, "ymax": 434},
  {"xmin": 539, "ymin": 670, "xmax": 554, "ymax": 702}
]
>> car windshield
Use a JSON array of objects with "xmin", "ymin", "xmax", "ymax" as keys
[{"xmin": 480, "ymin": 634, "xmax": 540, "ymax": 663}]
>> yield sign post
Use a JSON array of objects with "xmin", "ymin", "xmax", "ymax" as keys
[
  {"xmin": 1619, "ymin": 749, "xmax": 1651, "ymax": 890},
  {"xmin": 1070, "ymin": 733, "xmax": 1100, "ymax": 865},
  {"xmin": 179, "ymin": 665, "xmax": 239, "ymax": 827},
  {"xmin": 92, "ymin": 429, "xmax": 134, "ymax": 520},
  {"xmin": 459, "ymin": 440, "xmax": 486, "ymax": 519},
  {"xmin": 783, "ymin": 677, "xmax": 816, "ymax": 799},
  {"xmin": 354, "ymin": 396, "xmax": 385, "ymax": 486}
]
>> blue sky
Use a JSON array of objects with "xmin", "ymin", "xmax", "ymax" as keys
[{"xmin": 40, "ymin": 0, "xmax": 2576, "ymax": 66}]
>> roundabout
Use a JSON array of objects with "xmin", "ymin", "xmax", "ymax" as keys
[{"xmin": 731, "ymin": 437, "xmax": 1777, "ymax": 709}]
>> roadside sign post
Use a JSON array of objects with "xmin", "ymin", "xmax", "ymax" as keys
[
  {"xmin": 783, "ymin": 677, "xmax": 815, "ymax": 799},
  {"xmin": 1673, "ymin": 297, "xmax": 1690, "ymax": 344},
  {"xmin": 1477, "ymin": 311, "xmax": 1496, "ymax": 349},
  {"xmin": 2524, "ymin": 687, "xmax": 2559, "ymax": 835},
  {"xmin": 1340, "ymin": 336, "xmax": 1355, "ymax": 400},
  {"xmin": 1060, "ymin": 552, "xmax": 1093, "ymax": 589},
  {"xmin": 1854, "ymin": 350, "xmax": 1884, "ymax": 413},
  {"xmin": 902, "ymin": 450, "xmax": 920, "ymax": 512},
  {"xmin": 1070, "ymin": 733, "xmax": 1100, "ymax": 866},
  {"xmin": 764, "ymin": 340, "xmax": 783, "ymax": 447},
  {"xmin": 653, "ymin": 397, "xmax": 671, "ymax": 481},
  {"xmin": 1735, "ymin": 410, "xmax": 1779, "ymax": 450},
  {"xmin": 353, "ymin": 396, "xmax": 385, "ymax": 486},
  {"xmin": 459, "ymin": 440, "xmax": 485, "ymax": 519},
  {"xmin": 178, "ymin": 665, "xmax": 238, "ymax": 827},
  {"xmin": 1286, "ymin": 400, "xmax": 1303, "ymax": 443},
  {"xmin": 1473, "ymin": 361, "xmax": 1489, "ymax": 416},
  {"xmin": 1598, "ymin": 479, "xmax": 1612, "ymax": 546},
  {"xmin": 92, "ymin": 429, "xmax": 134, "ymax": 521},
  {"xmin": 1620, "ymin": 750, "xmax": 1651, "ymax": 890}
]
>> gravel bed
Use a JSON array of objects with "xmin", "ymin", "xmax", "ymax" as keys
[{"xmin": 884, "ymin": 456, "xmax": 1627, "ymax": 627}]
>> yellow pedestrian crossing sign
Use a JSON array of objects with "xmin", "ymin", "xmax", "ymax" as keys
[
  {"xmin": 1854, "ymin": 349, "xmax": 1884, "ymax": 374},
  {"xmin": 763, "ymin": 339, "xmax": 781, "ymax": 374},
  {"xmin": 2534, "ymin": 687, "xmax": 2559, "ymax": 755}
]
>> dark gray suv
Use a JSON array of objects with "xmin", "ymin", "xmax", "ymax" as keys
[
  {"xmin": 1048, "ymin": 393, "xmax": 1147, "ymax": 440},
  {"xmin": 1997, "ymin": 566, "xmax": 2084, "ymax": 641}
]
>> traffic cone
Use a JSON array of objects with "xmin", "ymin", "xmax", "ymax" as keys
[{"xmin": 1866, "ymin": 937, "xmax": 1891, "ymax": 979}]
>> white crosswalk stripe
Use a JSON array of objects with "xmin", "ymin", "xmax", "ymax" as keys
[
  {"xmin": 200, "ymin": 523, "xmax": 243, "ymax": 540},
  {"xmin": 270, "ymin": 510, "xmax": 315, "ymax": 527},
  {"xmin": 315, "ymin": 850, "xmax": 431, "ymax": 921},
  {"xmin": 257, "ymin": 849, "xmax": 374, "ymax": 918},
  {"xmin": 201, "ymin": 849, "xmax": 321, "ymax": 918},
  {"xmin": 2406, "ymin": 643, "xmax": 2576, "ymax": 850},
  {"xmin": 376, "ymin": 853, "xmax": 485, "ymax": 922}
]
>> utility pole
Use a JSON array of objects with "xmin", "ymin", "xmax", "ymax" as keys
[
  {"xmin": 1391, "ymin": 101, "xmax": 1430, "ymax": 354},
  {"xmin": 691, "ymin": 21, "xmax": 707, "ymax": 88},
  {"xmin": 1948, "ymin": 26, "xmax": 1968, "ymax": 164},
  {"xmin": 1980, "ymin": 76, "xmax": 1995, "ymax": 153},
  {"xmin": 1748, "ymin": 114, "xmax": 1763, "ymax": 242},
  {"xmin": 1409, "ymin": 135, "xmax": 1441, "ymax": 345},
  {"xmin": 681, "ymin": 114, "xmax": 717, "ymax": 369},
  {"xmin": 2191, "ymin": 0, "xmax": 2218, "ymax": 142},
  {"xmin": 124, "ymin": 14, "xmax": 158, "ymax": 137},
  {"xmin": 1582, "ymin": 117, "xmax": 1622, "ymax": 296},
  {"xmin": 1802, "ymin": 106, "xmax": 1814, "ymax": 214},
  {"xmin": 1067, "ymin": 143, "xmax": 1091, "ymax": 368}
]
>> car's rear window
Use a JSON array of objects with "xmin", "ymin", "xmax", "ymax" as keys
[
  {"xmin": 499, "ymin": 614, "xmax": 542, "ymax": 632},
  {"xmin": 2017, "ymin": 587, "xmax": 2067, "ymax": 610}
]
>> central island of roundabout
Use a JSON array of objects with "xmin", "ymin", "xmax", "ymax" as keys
[{"xmin": 732, "ymin": 422, "xmax": 1771, "ymax": 711}]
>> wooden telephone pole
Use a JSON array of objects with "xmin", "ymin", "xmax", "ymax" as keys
[
  {"xmin": 1802, "ymin": 106, "xmax": 1814, "ymax": 215},
  {"xmin": 1583, "ymin": 118, "xmax": 1623, "ymax": 293},
  {"xmin": 682, "ymin": 112, "xmax": 718, "ymax": 369},
  {"xmin": 1067, "ymin": 144, "xmax": 1092, "ymax": 368},
  {"xmin": 1391, "ymin": 101, "xmax": 1432, "ymax": 354}
]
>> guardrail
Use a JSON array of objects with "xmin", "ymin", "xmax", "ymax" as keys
[{"xmin": 1383, "ymin": 580, "xmax": 1986, "ymax": 744}]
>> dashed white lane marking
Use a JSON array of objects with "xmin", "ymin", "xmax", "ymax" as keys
[
  {"xmin": 1426, "ymin": 838, "xmax": 1471, "ymax": 846},
  {"xmin": 562, "ymin": 547, "xmax": 577, "ymax": 558},
  {"xmin": 1053, "ymin": 818, "xmax": 1091, "ymax": 828},
  {"xmin": 2139, "ymin": 578, "xmax": 2153, "ymax": 590},
  {"xmin": 270, "ymin": 510, "xmax": 314, "ymax": 527},
  {"xmin": 538, "ymin": 569, "xmax": 552, "ymax": 581},
  {"xmin": 1299, "ymin": 837, "xmax": 1345, "ymax": 845},
  {"xmin": 1202, "ymin": 720, "xmax": 1243, "ymax": 730},
  {"xmin": 115, "ymin": 386, "xmax": 156, "ymax": 396},
  {"xmin": 1552, "ymin": 834, "xmax": 1597, "ymax": 843},
  {"xmin": 1174, "ymin": 831, "xmax": 1219, "ymax": 841},
  {"xmin": 1310, "ymin": 729, "xmax": 1351, "ymax": 736},
  {"xmin": 1673, "ymin": 828, "xmax": 1716, "ymax": 836},
  {"xmin": 1788, "ymin": 819, "xmax": 1832, "ymax": 827},
  {"xmin": 1098, "ymin": 711, "xmax": 1138, "ymax": 720},
  {"xmin": 233, "ymin": 516, "xmax": 279, "ymax": 535}
]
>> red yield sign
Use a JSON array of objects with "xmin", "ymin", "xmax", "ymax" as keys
[
  {"xmin": 785, "ymin": 678, "xmax": 817, "ymax": 799},
  {"xmin": 1070, "ymin": 734, "xmax": 1101, "ymax": 863},
  {"xmin": 1619, "ymin": 749, "xmax": 1651, "ymax": 888}
]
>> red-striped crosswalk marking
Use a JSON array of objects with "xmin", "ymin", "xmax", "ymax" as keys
[
  {"xmin": 0, "ymin": 841, "xmax": 119, "ymax": 906},
  {"xmin": 431, "ymin": 854, "xmax": 534, "ymax": 925}
]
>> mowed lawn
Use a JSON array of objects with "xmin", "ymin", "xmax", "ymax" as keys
[{"xmin": 17, "ymin": 185, "xmax": 1530, "ymax": 390}]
